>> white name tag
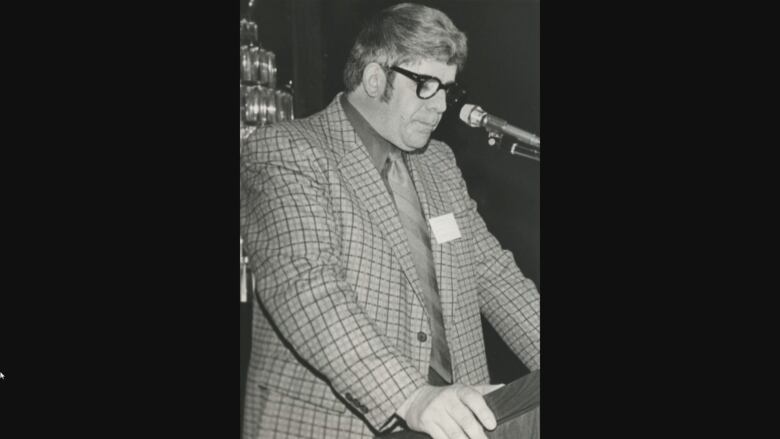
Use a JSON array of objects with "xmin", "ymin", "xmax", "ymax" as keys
[{"xmin": 429, "ymin": 213, "xmax": 462, "ymax": 244}]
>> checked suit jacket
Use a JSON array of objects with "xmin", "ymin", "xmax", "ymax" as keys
[{"xmin": 240, "ymin": 94, "xmax": 540, "ymax": 439}]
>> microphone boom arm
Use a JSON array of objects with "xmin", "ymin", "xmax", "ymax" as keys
[
  {"xmin": 482, "ymin": 113, "xmax": 541, "ymax": 149},
  {"xmin": 460, "ymin": 104, "xmax": 540, "ymax": 161}
]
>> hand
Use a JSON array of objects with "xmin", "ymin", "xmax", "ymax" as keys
[{"xmin": 396, "ymin": 383, "xmax": 505, "ymax": 439}]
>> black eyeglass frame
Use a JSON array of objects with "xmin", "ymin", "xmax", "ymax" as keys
[{"xmin": 388, "ymin": 65, "xmax": 466, "ymax": 105}]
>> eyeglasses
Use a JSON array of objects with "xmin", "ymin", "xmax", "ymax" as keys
[{"xmin": 389, "ymin": 66, "xmax": 466, "ymax": 106}]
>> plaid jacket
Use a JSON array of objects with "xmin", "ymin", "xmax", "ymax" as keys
[{"xmin": 240, "ymin": 94, "xmax": 540, "ymax": 438}]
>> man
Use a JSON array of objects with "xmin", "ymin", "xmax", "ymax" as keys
[{"xmin": 241, "ymin": 3, "xmax": 540, "ymax": 438}]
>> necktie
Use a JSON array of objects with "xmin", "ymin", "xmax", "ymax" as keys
[{"xmin": 383, "ymin": 149, "xmax": 452, "ymax": 384}]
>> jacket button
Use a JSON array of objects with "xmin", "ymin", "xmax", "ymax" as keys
[
  {"xmin": 417, "ymin": 332, "xmax": 428, "ymax": 342},
  {"xmin": 345, "ymin": 393, "xmax": 354, "ymax": 402}
]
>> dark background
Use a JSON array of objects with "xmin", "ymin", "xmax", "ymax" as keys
[{"xmin": 240, "ymin": 0, "xmax": 540, "ymax": 431}]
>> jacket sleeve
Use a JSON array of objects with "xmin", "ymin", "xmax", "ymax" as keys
[{"xmin": 240, "ymin": 126, "xmax": 427, "ymax": 431}]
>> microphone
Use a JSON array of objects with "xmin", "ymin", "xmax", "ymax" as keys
[{"xmin": 459, "ymin": 104, "xmax": 540, "ymax": 148}]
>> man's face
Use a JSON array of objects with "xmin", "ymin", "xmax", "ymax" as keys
[{"xmin": 381, "ymin": 59, "xmax": 457, "ymax": 152}]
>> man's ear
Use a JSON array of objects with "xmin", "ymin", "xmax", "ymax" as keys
[{"xmin": 361, "ymin": 62, "xmax": 387, "ymax": 98}]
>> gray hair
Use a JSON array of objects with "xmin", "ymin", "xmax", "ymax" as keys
[{"xmin": 342, "ymin": 3, "xmax": 468, "ymax": 100}]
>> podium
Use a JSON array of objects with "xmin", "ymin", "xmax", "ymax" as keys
[{"xmin": 379, "ymin": 370, "xmax": 540, "ymax": 439}]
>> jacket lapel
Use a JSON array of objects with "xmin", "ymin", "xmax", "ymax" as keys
[
  {"xmin": 324, "ymin": 96, "xmax": 427, "ymax": 305},
  {"xmin": 406, "ymin": 151, "xmax": 456, "ymax": 319}
]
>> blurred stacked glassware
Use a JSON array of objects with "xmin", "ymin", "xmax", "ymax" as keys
[
  {"xmin": 240, "ymin": 18, "xmax": 258, "ymax": 46},
  {"xmin": 240, "ymin": 18, "xmax": 293, "ymax": 133},
  {"xmin": 240, "ymin": 14, "xmax": 295, "ymax": 302}
]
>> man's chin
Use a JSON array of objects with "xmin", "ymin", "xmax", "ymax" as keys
[{"xmin": 404, "ymin": 134, "xmax": 433, "ymax": 150}]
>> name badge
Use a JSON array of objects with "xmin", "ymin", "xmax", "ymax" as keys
[{"xmin": 429, "ymin": 213, "xmax": 462, "ymax": 244}]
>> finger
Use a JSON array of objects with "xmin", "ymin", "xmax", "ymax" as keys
[
  {"xmin": 447, "ymin": 403, "xmax": 488, "ymax": 439},
  {"xmin": 474, "ymin": 383, "xmax": 505, "ymax": 395},
  {"xmin": 427, "ymin": 423, "xmax": 451, "ymax": 439},
  {"xmin": 457, "ymin": 387, "xmax": 497, "ymax": 431},
  {"xmin": 435, "ymin": 416, "xmax": 469, "ymax": 439}
]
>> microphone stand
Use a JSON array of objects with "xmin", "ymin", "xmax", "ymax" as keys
[{"xmin": 486, "ymin": 130, "xmax": 541, "ymax": 162}]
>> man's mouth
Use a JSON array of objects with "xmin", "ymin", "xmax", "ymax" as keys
[{"xmin": 416, "ymin": 119, "xmax": 439, "ymax": 130}]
